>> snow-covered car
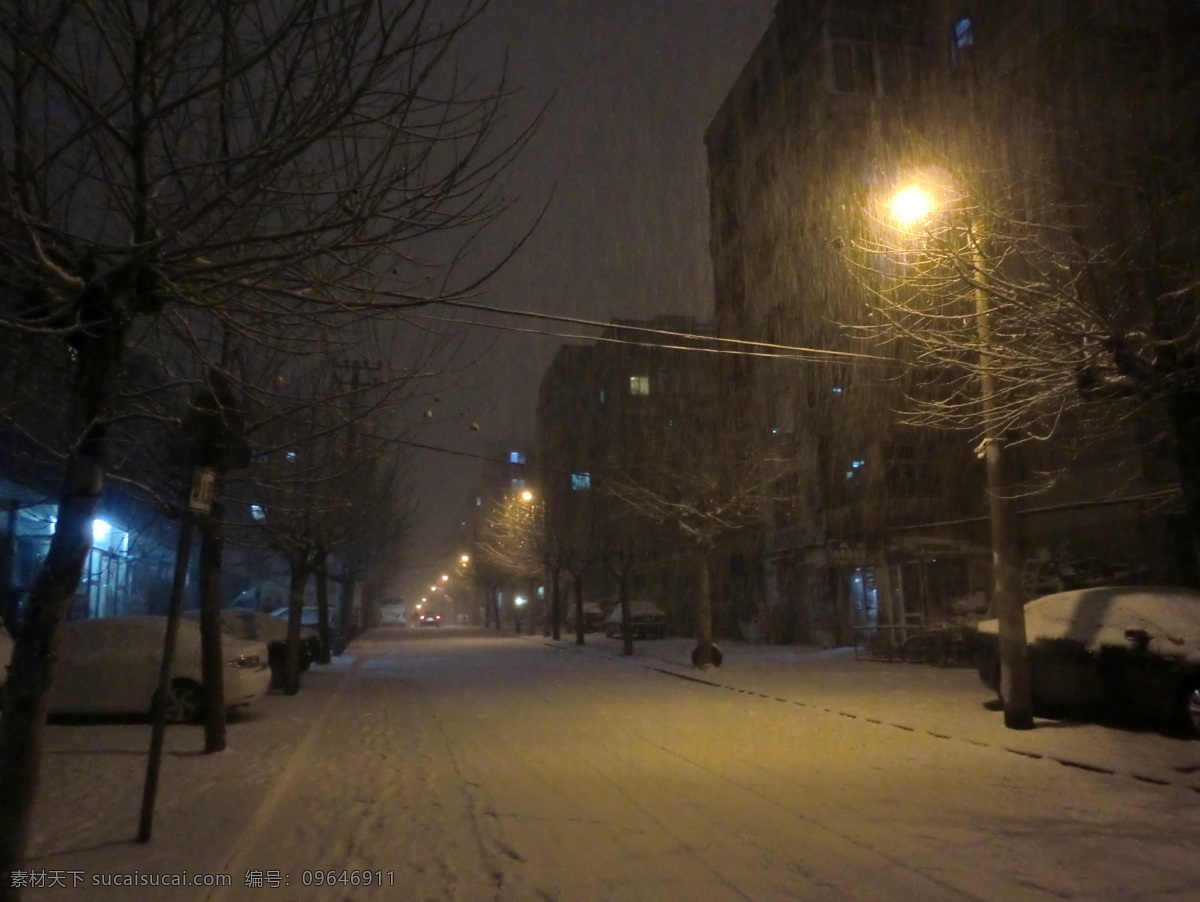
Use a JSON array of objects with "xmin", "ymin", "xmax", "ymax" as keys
[
  {"xmin": 48, "ymin": 616, "xmax": 271, "ymax": 724},
  {"xmin": 417, "ymin": 611, "xmax": 442, "ymax": 627},
  {"xmin": 977, "ymin": 586, "xmax": 1200, "ymax": 735},
  {"xmin": 270, "ymin": 606, "xmax": 337, "ymax": 662},
  {"xmin": 567, "ymin": 601, "xmax": 605, "ymax": 632},
  {"xmin": 603, "ymin": 601, "xmax": 668, "ymax": 640},
  {"xmin": 186, "ymin": 609, "xmax": 321, "ymax": 679}
]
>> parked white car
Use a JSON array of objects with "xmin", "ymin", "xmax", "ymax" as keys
[
  {"xmin": 187, "ymin": 609, "xmax": 321, "ymax": 678},
  {"xmin": 48, "ymin": 616, "xmax": 271, "ymax": 724}
]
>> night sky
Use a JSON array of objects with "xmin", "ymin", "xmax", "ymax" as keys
[{"xmin": 398, "ymin": 0, "xmax": 777, "ymax": 596}]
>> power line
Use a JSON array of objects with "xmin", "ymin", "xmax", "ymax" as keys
[
  {"xmin": 429, "ymin": 298, "xmax": 893, "ymax": 363},
  {"xmin": 411, "ymin": 310, "xmax": 890, "ymax": 365}
]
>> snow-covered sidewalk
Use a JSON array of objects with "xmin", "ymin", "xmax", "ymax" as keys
[
  {"xmin": 528, "ymin": 632, "xmax": 1200, "ymax": 792},
  {"xmin": 14, "ymin": 627, "xmax": 1200, "ymax": 901}
]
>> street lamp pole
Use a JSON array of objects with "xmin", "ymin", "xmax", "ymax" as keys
[
  {"xmin": 971, "ymin": 230, "xmax": 1033, "ymax": 729},
  {"xmin": 890, "ymin": 184, "xmax": 1032, "ymax": 729}
]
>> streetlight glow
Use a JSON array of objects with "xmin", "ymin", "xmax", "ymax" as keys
[
  {"xmin": 889, "ymin": 184, "xmax": 935, "ymax": 226},
  {"xmin": 520, "ymin": 489, "xmax": 534, "ymax": 503}
]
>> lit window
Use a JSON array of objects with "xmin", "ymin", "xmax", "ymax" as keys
[
  {"xmin": 950, "ymin": 16, "xmax": 974, "ymax": 65},
  {"xmin": 571, "ymin": 473, "xmax": 591, "ymax": 491},
  {"xmin": 509, "ymin": 451, "xmax": 526, "ymax": 465},
  {"xmin": 250, "ymin": 504, "xmax": 267, "ymax": 522},
  {"xmin": 630, "ymin": 375, "xmax": 650, "ymax": 396},
  {"xmin": 599, "ymin": 388, "xmax": 606, "ymax": 405},
  {"xmin": 511, "ymin": 478, "xmax": 525, "ymax": 492}
]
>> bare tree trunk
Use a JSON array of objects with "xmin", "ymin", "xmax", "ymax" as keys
[
  {"xmin": 198, "ymin": 504, "xmax": 228, "ymax": 753},
  {"xmin": 549, "ymin": 564, "xmax": 561, "ymax": 641},
  {"xmin": 990, "ymin": 434, "xmax": 1032, "ymax": 729},
  {"xmin": 1169, "ymin": 391, "xmax": 1200, "ymax": 587},
  {"xmin": 0, "ymin": 313, "xmax": 125, "ymax": 897},
  {"xmin": 0, "ymin": 482, "xmax": 101, "ymax": 899},
  {"xmin": 618, "ymin": 556, "xmax": 633, "ymax": 657},
  {"xmin": 694, "ymin": 552, "xmax": 716, "ymax": 669},
  {"xmin": 336, "ymin": 572, "xmax": 357, "ymax": 648},
  {"xmin": 314, "ymin": 545, "xmax": 333, "ymax": 659},
  {"xmin": 283, "ymin": 552, "xmax": 311, "ymax": 695},
  {"xmin": 573, "ymin": 574, "xmax": 585, "ymax": 646}
]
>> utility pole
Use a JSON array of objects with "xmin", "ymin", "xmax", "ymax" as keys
[{"xmin": 972, "ymin": 230, "xmax": 1033, "ymax": 730}]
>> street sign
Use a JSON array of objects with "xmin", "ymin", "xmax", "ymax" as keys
[{"xmin": 187, "ymin": 467, "xmax": 216, "ymax": 514}]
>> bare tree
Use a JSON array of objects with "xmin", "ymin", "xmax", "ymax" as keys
[
  {"xmin": 602, "ymin": 401, "xmax": 793, "ymax": 669},
  {"xmin": 0, "ymin": 0, "xmax": 535, "ymax": 887}
]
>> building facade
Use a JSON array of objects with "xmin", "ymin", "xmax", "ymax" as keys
[
  {"xmin": 705, "ymin": 0, "xmax": 1191, "ymax": 651},
  {"xmin": 537, "ymin": 316, "xmax": 760, "ymax": 637}
]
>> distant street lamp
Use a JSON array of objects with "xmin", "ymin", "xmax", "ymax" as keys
[{"xmin": 889, "ymin": 178, "xmax": 1032, "ymax": 730}]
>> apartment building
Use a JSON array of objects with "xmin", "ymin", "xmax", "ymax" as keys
[
  {"xmin": 536, "ymin": 316, "xmax": 751, "ymax": 635},
  {"xmin": 705, "ymin": 0, "xmax": 1190, "ymax": 649}
]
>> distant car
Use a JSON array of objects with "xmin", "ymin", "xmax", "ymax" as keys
[
  {"xmin": 603, "ymin": 601, "xmax": 668, "ymax": 640},
  {"xmin": 47, "ymin": 616, "xmax": 271, "ymax": 724},
  {"xmin": 187, "ymin": 609, "xmax": 320, "ymax": 680},
  {"xmin": 417, "ymin": 611, "xmax": 442, "ymax": 627},
  {"xmin": 977, "ymin": 586, "xmax": 1200, "ymax": 736},
  {"xmin": 270, "ymin": 606, "xmax": 338, "ymax": 662},
  {"xmin": 567, "ymin": 601, "xmax": 605, "ymax": 633}
]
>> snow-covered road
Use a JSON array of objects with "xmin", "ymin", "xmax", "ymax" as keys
[{"xmin": 19, "ymin": 628, "xmax": 1200, "ymax": 901}]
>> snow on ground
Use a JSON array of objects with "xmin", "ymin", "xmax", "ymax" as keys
[{"xmin": 12, "ymin": 628, "xmax": 1200, "ymax": 901}]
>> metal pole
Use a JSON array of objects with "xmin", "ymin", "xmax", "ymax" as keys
[
  {"xmin": 138, "ymin": 503, "xmax": 195, "ymax": 842},
  {"xmin": 973, "ymin": 233, "xmax": 1033, "ymax": 730}
]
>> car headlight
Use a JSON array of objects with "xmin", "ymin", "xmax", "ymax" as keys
[{"xmin": 228, "ymin": 654, "xmax": 264, "ymax": 670}]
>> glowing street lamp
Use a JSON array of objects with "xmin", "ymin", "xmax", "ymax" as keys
[{"xmin": 888, "ymin": 184, "xmax": 936, "ymax": 227}]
